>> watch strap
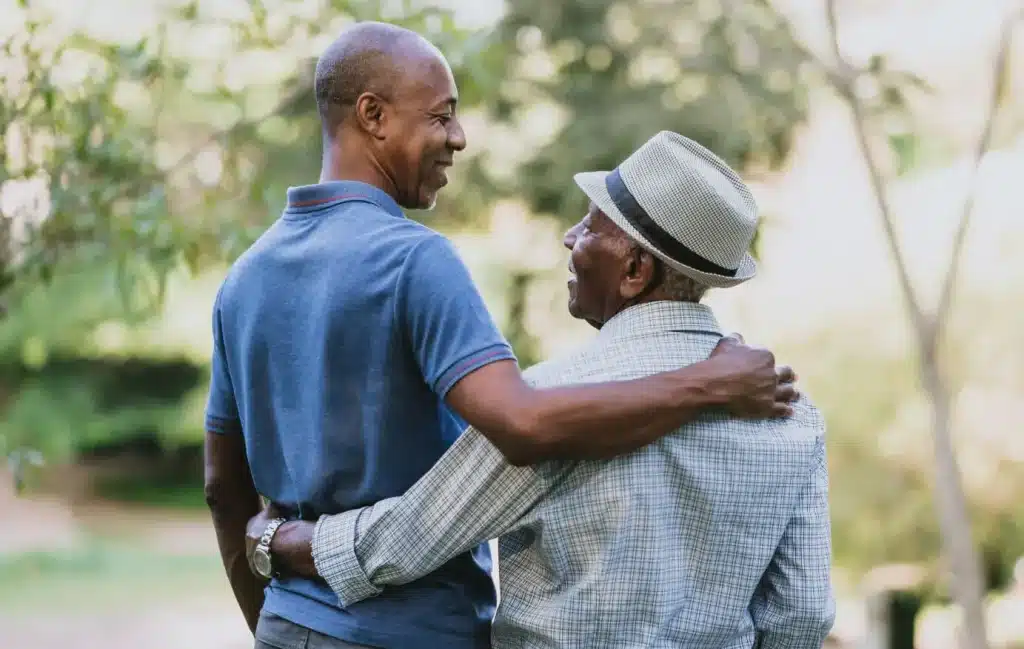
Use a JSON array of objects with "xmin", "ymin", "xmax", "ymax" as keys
[{"xmin": 257, "ymin": 517, "xmax": 287, "ymax": 577}]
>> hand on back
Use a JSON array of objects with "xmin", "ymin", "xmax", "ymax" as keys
[{"xmin": 705, "ymin": 333, "xmax": 798, "ymax": 418}]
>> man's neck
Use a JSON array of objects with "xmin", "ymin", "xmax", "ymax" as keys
[
  {"xmin": 600, "ymin": 296, "xmax": 700, "ymax": 326},
  {"xmin": 319, "ymin": 135, "xmax": 399, "ymax": 199}
]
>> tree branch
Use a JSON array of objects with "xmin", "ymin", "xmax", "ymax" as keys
[
  {"xmin": 161, "ymin": 85, "xmax": 310, "ymax": 178},
  {"xmin": 933, "ymin": 11, "xmax": 1020, "ymax": 341},
  {"xmin": 822, "ymin": 0, "xmax": 932, "ymax": 340}
]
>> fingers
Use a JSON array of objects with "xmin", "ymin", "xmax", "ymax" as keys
[
  {"xmin": 711, "ymin": 335, "xmax": 740, "ymax": 354},
  {"xmin": 775, "ymin": 364, "xmax": 796, "ymax": 385},
  {"xmin": 727, "ymin": 331, "xmax": 745, "ymax": 344},
  {"xmin": 772, "ymin": 402, "xmax": 795, "ymax": 418},
  {"xmin": 775, "ymin": 382, "xmax": 799, "ymax": 404}
]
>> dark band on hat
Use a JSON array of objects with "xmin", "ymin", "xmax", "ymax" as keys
[{"xmin": 605, "ymin": 168, "xmax": 738, "ymax": 277}]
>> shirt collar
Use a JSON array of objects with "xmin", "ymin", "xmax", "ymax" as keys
[
  {"xmin": 285, "ymin": 180, "xmax": 405, "ymax": 218},
  {"xmin": 597, "ymin": 301, "xmax": 722, "ymax": 341}
]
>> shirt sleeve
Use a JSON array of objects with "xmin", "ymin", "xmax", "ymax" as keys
[
  {"xmin": 311, "ymin": 426, "xmax": 572, "ymax": 606},
  {"xmin": 749, "ymin": 435, "xmax": 835, "ymax": 648},
  {"xmin": 397, "ymin": 234, "xmax": 516, "ymax": 398},
  {"xmin": 204, "ymin": 285, "xmax": 242, "ymax": 435}
]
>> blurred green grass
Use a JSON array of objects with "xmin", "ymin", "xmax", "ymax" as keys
[
  {"xmin": 92, "ymin": 478, "xmax": 208, "ymax": 509},
  {"xmin": 0, "ymin": 541, "xmax": 224, "ymax": 613}
]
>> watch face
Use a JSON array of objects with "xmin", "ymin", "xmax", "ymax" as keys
[{"xmin": 253, "ymin": 549, "xmax": 272, "ymax": 578}]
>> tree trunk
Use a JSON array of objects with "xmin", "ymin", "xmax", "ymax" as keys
[{"xmin": 920, "ymin": 347, "xmax": 989, "ymax": 649}]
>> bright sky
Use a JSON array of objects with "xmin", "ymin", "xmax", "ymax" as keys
[{"xmin": 0, "ymin": 0, "xmax": 505, "ymax": 38}]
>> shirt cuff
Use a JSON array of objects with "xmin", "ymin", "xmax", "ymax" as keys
[
  {"xmin": 312, "ymin": 509, "xmax": 382, "ymax": 607},
  {"xmin": 204, "ymin": 414, "xmax": 242, "ymax": 435}
]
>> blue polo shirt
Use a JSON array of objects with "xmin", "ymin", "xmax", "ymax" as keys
[{"xmin": 205, "ymin": 180, "xmax": 515, "ymax": 648}]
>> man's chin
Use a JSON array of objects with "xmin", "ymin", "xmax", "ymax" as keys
[
  {"xmin": 416, "ymin": 191, "xmax": 439, "ymax": 211},
  {"xmin": 567, "ymin": 299, "xmax": 583, "ymax": 320}
]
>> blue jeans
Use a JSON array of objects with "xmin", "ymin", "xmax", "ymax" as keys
[{"xmin": 254, "ymin": 612, "xmax": 374, "ymax": 649}]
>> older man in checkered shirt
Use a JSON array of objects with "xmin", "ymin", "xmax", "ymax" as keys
[{"xmin": 259, "ymin": 132, "xmax": 835, "ymax": 648}]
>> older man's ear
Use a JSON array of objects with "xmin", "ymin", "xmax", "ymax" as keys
[{"xmin": 617, "ymin": 247, "xmax": 659, "ymax": 302}]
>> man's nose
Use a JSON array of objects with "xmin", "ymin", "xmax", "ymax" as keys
[
  {"xmin": 563, "ymin": 226, "xmax": 578, "ymax": 250},
  {"xmin": 448, "ymin": 118, "xmax": 467, "ymax": 152}
]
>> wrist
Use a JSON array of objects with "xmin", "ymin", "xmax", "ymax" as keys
[
  {"xmin": 681, "ymin": 361, "xmax": 731, "ymax": 408},
  {"xmin": 252, "ymin": 516, "xmax": 287, "ymax": 580},
  {"xmin": 270, "ymin": 520, "xmax": 318, "ymax": 578}
]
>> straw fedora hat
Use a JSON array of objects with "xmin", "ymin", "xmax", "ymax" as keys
[{"xmin": 573, "ymin": 131, "xmax": 759, "ymax": 288}]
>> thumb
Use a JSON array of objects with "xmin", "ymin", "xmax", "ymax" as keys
[{"xmin": 724, "ymin": 332, "xmax": 745, "ymax": 345}]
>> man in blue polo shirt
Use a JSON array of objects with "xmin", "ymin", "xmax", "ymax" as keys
[{"xmin": 203, "ymin": 21, "xmax": 797, "ymax": 649}]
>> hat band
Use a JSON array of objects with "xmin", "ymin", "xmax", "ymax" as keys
[{"xmin": 605, "ymin": 168, "xmax": 738, "ymax": 277}]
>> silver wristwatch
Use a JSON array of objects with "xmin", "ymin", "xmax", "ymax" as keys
[{"xmin": 252, "ymin": 517, "xmax": 287, "ymax": 579}]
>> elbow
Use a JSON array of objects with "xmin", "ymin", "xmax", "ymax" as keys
[
  {"xmin": 795, "ymin": 597, "xmax": 836, "ymax": 640},
  {"xmin": 500, "ymin": 444, "xmax": 541, "ymax": 467},
  {"xmin": 493, "ymin": 409, "xmax": 552, "ymax": 467},
  {"xmin": 203, "ymin": 476, "xmax": 233, "ymax": 514}
]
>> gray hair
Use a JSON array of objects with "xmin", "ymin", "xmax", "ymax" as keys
[
  {"xmin": 658, "ymin": 265, "xmax": 709, "ymax": 303},
  {"xmin": 612, "ymin": 231, "xmax": 709, "ymax": 303}
]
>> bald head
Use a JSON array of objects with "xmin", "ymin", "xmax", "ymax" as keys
[
  {"xmin": 314, "ymin": 22, "xmax": 448, "ymax": 133},
  {"xmin": 314, "ymin": 22, "xmax": 466, "ymax": 210}
]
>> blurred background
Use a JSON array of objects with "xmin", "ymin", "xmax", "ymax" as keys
[{"xmin": 0, "ymin": 0, "xmax": 1022, "ymax": 648}]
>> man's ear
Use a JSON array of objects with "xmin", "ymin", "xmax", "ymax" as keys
[
  {"xmin": 620, "ymin": 246, "xmax": 657, "ymax": 300},
  {"xmin": 354, "ymin": 92, "xmax": 387, "ymax": 139}
]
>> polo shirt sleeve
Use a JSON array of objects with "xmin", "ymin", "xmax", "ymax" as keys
[
  {"xmin": 398, "ymin": 235, "xmax": 517, "ymax": 398},
  {"xmin": 204, "ymin": 285, "xmax": 242, "ymax": 435}
]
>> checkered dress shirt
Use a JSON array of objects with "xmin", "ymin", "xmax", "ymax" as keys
[{"xmin": 313, "ymin": 301, "xmax": 834, "ymax": 649}]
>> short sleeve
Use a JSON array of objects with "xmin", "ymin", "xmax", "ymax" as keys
[
  {"xmin": 204, "ymin": 285, "xmax": 242, "ymax": 434},
  {"xmin": 398, "ymin": 235, "xmax": 516, "ymax": 398}
]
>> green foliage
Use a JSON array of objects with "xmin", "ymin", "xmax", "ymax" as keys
[
  {"xmin": 0, "ymin": 356, "xmax": 206, "ymax": 466},
  {"xmin": 802, "ymin": 304, "xmax": 1024, "ymax": 592},
  {"xmin": 490, "ymin": 0, "xmax": 810, "ymax": 221},
  {"xmin": 3, "ymin": 0, "xmax": 1020, "ymax": 594},
  {"xmin": 1, "ymin": 19, "xmax": 186, "ymax": 300},
  {"xmin": 0, "ymin": 0, "xmax": 500, "ymax": 476}
]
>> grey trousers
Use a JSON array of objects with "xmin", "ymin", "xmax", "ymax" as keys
[{"xmin": 254, "ymin": 612, "xmax": 374, "ymax": 649}]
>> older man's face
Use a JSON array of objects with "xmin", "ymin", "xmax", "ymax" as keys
[{"xmin": 563, "ymin": 204, "xmax": 634, "ymax": 325}]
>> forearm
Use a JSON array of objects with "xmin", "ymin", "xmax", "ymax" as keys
[
  {"xmin": 209, "ymin": 492, "xmax": 266, "ymax": 633},
  {"xmin": 519, "ymin": 362, "xmax": 727, "ymax": 462},
  {"xmin": 204, "ymin": 430, "xmax": 266, "ymax": 634},
  {"xmin": 752, "ymin": 438, "xmax": 834, "ymax": 648},
  {"xmin": 311, "ymin": 428, "xmax": 564, "ymax": 606}
]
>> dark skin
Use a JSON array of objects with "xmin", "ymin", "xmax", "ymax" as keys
[
  {"xmin": 233, "ymin": 25, "xmax": 798, "ymax": 588},
  {"xmin": 244, "ymin": 205, "xmax": 799, "ymax": 583},
  {"xmin": 321, "ymin": 38, "xmax": 795, "ymax": 467},
  {"xmin": 204, "ymin": 431, "xmax": 266, "ymax": 632},
  {"xmin": 567, "ymin": 202, "xmax": 674, "ymax": 324},
  {"xmin": 321, "ymin": 35, "xmax": 464, "ymax": 209}
]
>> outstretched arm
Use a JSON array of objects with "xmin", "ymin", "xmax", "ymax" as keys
[
  {"xmin": 446, "ymin": 336, "xmax": 793, "ymax": 466},
  {"xmin": 750, "ymin": 436, "xmax": 835, "ymax": 648},
  {"xmin": 253, "ymin": 426, "xmax": 568, "ymax": 605},
  {"xmin": 401, "ymin": 235, "xmax": 796, "ymax": 467}
]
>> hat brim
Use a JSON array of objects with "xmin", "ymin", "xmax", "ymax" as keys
[{"xmin": 573, "ymin": 171, "xmax": 756, "ymax": 289}]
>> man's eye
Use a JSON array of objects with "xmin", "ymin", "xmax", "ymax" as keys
[{"xmin": 436, "ymin": 114, "xmax": 452, "ymax": 123}]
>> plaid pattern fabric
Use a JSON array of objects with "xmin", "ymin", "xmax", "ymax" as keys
[{"xmin": 313, "ymin": 301, "xmax": 834, "ymax": 649}]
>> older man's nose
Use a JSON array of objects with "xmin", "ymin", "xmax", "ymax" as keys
[{"xmin": 563, "ymin": 227, "xmax": 577, "ymax": 250}]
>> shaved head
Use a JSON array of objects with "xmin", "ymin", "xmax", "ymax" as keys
[
  {"xmin": 314, "ymin": 22, "xmax": 447, "ymax": 133},
  {"xmin": 313, "ymin": 21, "xmax": 466, "ymax": 210}
]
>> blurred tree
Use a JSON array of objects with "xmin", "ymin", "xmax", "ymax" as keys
[
  {"xmin": 490, "ymin": 0, "xmax": 811, "ymax": 222},
  {"xmin": 810, "ymin": 2, "xmax": 1020, "ymax": 648},
  {"xmin": 0, "ymin": 0, "xmax": 505, "ymax": 481}
]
